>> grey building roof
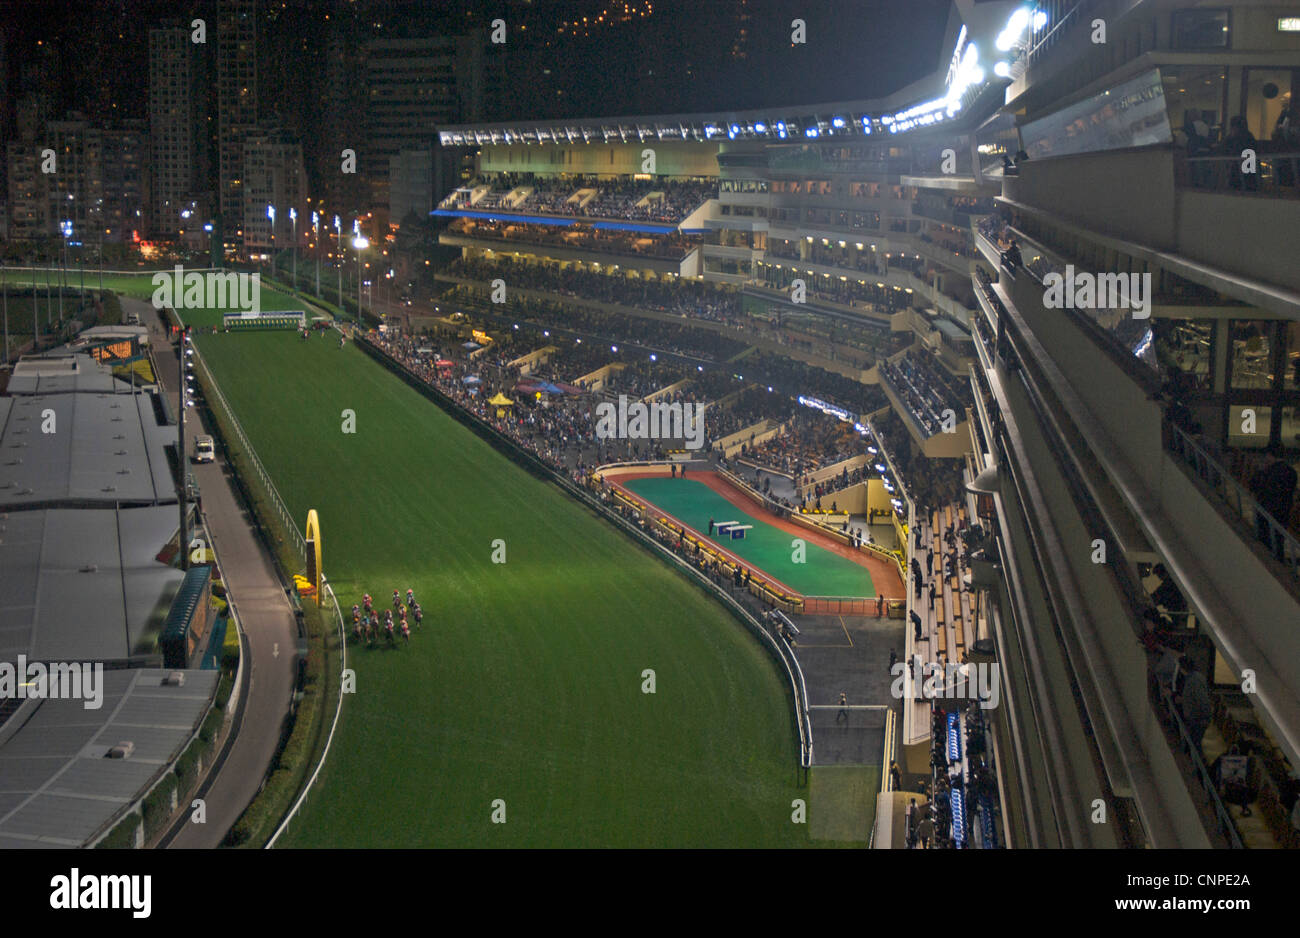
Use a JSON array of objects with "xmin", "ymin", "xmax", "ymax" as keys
[
  {"xmin": 0, "ymin": 387, "xmax": 177, "ymax": 508},
  {"xmin": 0, "ymin": 668, "xmax": 218, "ymax": 848},
  {"xmin": 7, "ymin": 353, "xmax": 137, "ymax": 395},
  {"xmin": 0, "ymin": 507, "xmax": 184, "ymax": 666}
]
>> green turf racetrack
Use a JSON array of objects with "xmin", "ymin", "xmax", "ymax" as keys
[
  {"xmin": 1, "ymin": 268, "xmax": 309, "ymax": 329},
  {"xmin": 194, "ymin": 331, "xmax": 864, "ymax": 847},
  {"xmin": 624, "ymin": 477, "xmax": 875, "ymax": 598}
]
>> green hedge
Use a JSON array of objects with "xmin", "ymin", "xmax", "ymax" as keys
[
  {"xmin": 221, "ymin": 618, "xmax": 240, "ymax": 671},
  {"xmin": 215, "ymin": 671, "xmax": 235, "ymax": 711},
  {"xmin": 175, "ymin": 737, "xmax": 204, "ymax": 796},
  {"xmin": 199, "ymin": 708, "xmax": 223, "ymax": 745},
  {"xmin": 97, "ymin": 812, "xmax": 141, "ymax": 849},
  {"xmin": 141, "ymin": 775, "xmax": 178, "ymax": 840}
]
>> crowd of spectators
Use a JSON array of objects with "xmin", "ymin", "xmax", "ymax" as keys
[
  {"xmin": 448, "ymin": 257, "xmax": 741, "ymax": 322},
  {"xmin": 706, "ymin": 385, "xmax": 797, "ymax": 442},
  {"xmin": 744, "ymin": 350, "xmax": 886, "ymax": 415},
  {"xmin": 447, "ymin": 288, "xmax": 748, "ymax": 361},
  {"xmin": 744, "ymin": 409, "xmax": 862, "ymax": 481},
  {"xmin": 447, "ymin": 218, "xmax": 699, "ymax": 260},
  {"xmin": 873, "ymin": 411, "xmax": 966, "ymax": 511},
  {"xmin": 604, "ymin": 359, "xmax": 689, "ymax": 400},
  {"xmin": 878, "ymin": 348, "xmax": 973, "ymax": 437},
  {"xmin": 443, "ymin": 173, "xmax": 717, "ymax": 223}
]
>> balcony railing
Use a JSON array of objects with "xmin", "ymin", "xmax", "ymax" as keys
[
  {"xmin": 1164, "ymin": 418, "xmax": 1300, "ymax": 587},
  {"xmin": 1174, "ymin": 152, "xmax": 1300, "ymax": 200}
]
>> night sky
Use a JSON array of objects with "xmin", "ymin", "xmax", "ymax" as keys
[{"xmin": 0, "ymin": 0, "xmax": 953, "ymax": 122}]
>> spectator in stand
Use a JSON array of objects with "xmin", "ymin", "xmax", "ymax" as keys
[
  {"xmin": 1221, "ymin": 116, "xmax": 1259, "ymax": 192},
  {"xmin": 1250, "ymin": 444, "xmax": 1298, "ymax": 560}
]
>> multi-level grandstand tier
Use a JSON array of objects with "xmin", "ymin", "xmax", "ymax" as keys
[{"xmin": 430, "ymin": 0, "xmax": 1300, "ymax": 852}]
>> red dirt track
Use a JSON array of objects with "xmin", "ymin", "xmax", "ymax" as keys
[{"xmin": 601, "ymin": 466, "xmax": 903, "ymax": 607}]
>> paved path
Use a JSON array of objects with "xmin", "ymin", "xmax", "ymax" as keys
[{"xmin": 130, "ymin": 297, "xmax": 298, "ymax": 847}]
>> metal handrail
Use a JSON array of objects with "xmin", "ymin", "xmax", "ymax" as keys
[
  {"xmin": 266, "ymin": 581, "xmax": 347, "ymax": 848},
  {"xmin": 1164, "ymin": 419, "xmax": 1300, "ymax": 584}
]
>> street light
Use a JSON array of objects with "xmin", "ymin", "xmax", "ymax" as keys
[
  {"xmin": 1, "ymin": 257, "xmax": 8, "ymax": 365},
  {"xmin": 334, "ymin": 215, "xmax": 342, "ymax": 312},
  {"xmin": 312, "ymin": 211, "xmax": 320, "ymax": 298},
  {"xmin": 59, "ymin": 220, "xmax": 72, "ymax": 324},
  {"xmin": 353, "ymin": 235, "xmax": 369, "ymax": 321},
  {"xmin": 267, "ymin": 204, "xmax": 276, "ymax": 274},
  {"xmin": 289, "ymin": 207, "xmax": 298, "ymax": 296}
]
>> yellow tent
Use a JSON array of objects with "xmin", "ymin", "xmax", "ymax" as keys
[{"xmin": 488, "ymin": 392, "xmax": 514, "ymax": 418}]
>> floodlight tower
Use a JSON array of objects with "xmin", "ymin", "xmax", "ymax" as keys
[
  {"xmin": 353, "ymin": 234, "xmax": 370, "ymax": 321},
  {"xmin": 179, "ymin": 327, "xmax": 197, "ymax": 571},
  {"xmin": 312, "ymin": 211, "xmax": 321, "ymax": 297}
]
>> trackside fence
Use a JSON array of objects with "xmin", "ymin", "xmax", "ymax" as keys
[
  {"xmin": 266, "ymin": 580, "xmax": 347, "ymax": 848},
  {"xmin": 171, "ymin": 305, "xmax": 348, "ymax": 846}
]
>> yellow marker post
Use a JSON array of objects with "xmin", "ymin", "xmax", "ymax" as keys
[{"xmin": 305, "ymin": 509, "xmax": 323, "ymax": 605}]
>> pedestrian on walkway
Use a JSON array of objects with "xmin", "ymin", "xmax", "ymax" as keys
[
  {"xmin": 836, "ymin": 691, "xmax": 849, "ymax": 724},
  {"xmin": 889, "ymin": 648, "xmax": 898, "ymax": 671},
  {"xmin": 889, "ymin": 761, "xmax": 902, "ymax": 791}
]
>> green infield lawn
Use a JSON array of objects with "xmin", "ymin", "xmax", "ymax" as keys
[
  {"xmin": 624, "ymin": 476, "xmax": 875, "ymax": 598},
  {"xmin": 196, "ymin": 331, "xmax": 853, "ymax": 847}
]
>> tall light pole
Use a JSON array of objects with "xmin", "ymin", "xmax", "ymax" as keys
[
  {"xmin": 267, "ymin": 204, "xmax": 276, "ymax": 278},
  {"xmin": 97, "ymin": 198, "xmax": 104, "ymax": 293},
  {"xmin": 312, "ymin": 211, "xmax": 320, "ymax": 298},
  {"xmin": 289, "ymin": 207, "xmax": 298, "ymax": 296},
  {"xmin": 353, "ymin": 234, "xmax": 369, "ymax": 323},
  {"xmin": 334, "ymin": 215, "xmax": 342, "ymax": 312},
  {"xmin": 59, "ymin": 220, "xmax": 72, "ymax": 324},
  {"xmin": 179, "ymin": 327, "xmax": 195, "ymax": 572},
  {"xmin": 2, "ymin": 257, "xmax": 8, "ymax": 364}
]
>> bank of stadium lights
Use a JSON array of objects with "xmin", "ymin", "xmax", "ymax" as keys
[{"xmin": 997, "ymin": 6, "xmax": 1047, "ymax": 53}]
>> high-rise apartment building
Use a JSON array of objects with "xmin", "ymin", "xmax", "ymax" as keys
[
  {"xmin": 149, "ymin": 25, "xmax": 197, "ymax": 237},
  {"xmin": 218, "ymin": 0, "xmax": 258, "ymax": 240}
]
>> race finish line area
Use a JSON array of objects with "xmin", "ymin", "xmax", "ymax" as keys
[{"xmin": 611, "ymin": 469, "xmax": 883, "ymax": 609}]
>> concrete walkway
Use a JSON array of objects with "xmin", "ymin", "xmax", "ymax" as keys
[{"xmin": 131, "ymin": 297, "xmax": 298, "ymax": 848}]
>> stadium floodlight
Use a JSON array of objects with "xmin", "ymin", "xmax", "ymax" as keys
[
  {"xmin": 649, "ymin": 353, "xmax": 657, "ymax": 362},
  {"xmin": 267, "ymin": 204, "xmax": 275, "ymax": 222},
  {"xmin": 754, "ymin": 122, "xmax": 767, "ymax": 133},
  {"xmin": 1033, "ymin": 9, "xmax": 1047, "ymax": 30},
  {"xmin": 352, "ymin": 236, "xmax": 369, "ymax": 251},
  {"xmin": 832, "ymin": 116, "xmax": 845, "ymax": 128},
  {"xmin": 997, "ymin": 7, "xmax": 1033, "ymax": 51},
  {"xmin": 994, "ymin": 61, "xmax": 1012, "ymax": 79}
]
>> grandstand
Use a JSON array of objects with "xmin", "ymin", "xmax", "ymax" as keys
[{"xmin": 425, "ymin": 0, "xmax": 1300, "ymax": 854}]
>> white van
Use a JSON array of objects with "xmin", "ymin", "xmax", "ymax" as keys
[{"xmin": 194, "ymin": 436, "xmax": 215, "ymax": 463}]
